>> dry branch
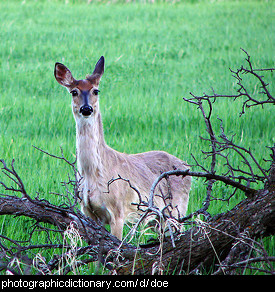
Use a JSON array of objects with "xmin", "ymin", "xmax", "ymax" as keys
[{"xmin": 186, "ymin": 48, "xmax": 274, "ymax": 116}]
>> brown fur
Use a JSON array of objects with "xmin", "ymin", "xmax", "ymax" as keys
[{"xmin": 54, "ymin": 57, "xmax": 191, "ymax": 240}]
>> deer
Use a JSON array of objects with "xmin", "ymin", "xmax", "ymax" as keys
[{"xmin": 54, "ymin": 56, "xmax": 191, "ymax": 240}]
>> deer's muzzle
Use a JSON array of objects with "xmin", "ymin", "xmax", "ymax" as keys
[{"xmin": 80, "ymin": 105, "xmax": 93, "ymax": 116}]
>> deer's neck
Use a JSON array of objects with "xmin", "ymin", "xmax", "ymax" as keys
[{"xmin": 75, "ymin": 111, "xmax": 106, "ymax": 181}]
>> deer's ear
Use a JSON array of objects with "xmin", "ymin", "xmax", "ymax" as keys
[
  {"xmin": 93, "ymin": 56, "xmax": 105, "ymax": 76},
  {"xmin": 87, "ymin": 56, "xmax": 105, "ymax": 86},
  {"xmin": 54, "ymin": 63, "xmax": 76, "ymax": 88}
]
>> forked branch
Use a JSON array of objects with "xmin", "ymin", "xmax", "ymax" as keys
[{"xmin": 186, "ymin": 48, "xmax": 274, "ymax": 116}]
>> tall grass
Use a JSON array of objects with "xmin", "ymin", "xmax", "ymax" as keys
[{"xmin": 0, "ymin": 0, "xmax": 274, "ymax": 274}]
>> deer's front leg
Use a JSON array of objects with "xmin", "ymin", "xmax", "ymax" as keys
[{"xmin": 110, "ymin": 218, "xmax": 124, "ymax": 241}]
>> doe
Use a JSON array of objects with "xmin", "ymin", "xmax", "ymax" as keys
[{"xmin": 54, "ymin": 56, "xmax": 191, "ymax": 240}]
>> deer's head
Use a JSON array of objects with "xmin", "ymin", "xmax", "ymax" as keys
[{"xmin": 54, "ymin": 56, "xmax": 104, "ymax": 120}]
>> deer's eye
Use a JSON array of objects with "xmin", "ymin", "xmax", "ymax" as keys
[
  {"xmin": 70, "ymin": 90, "xmax": 78, "ymax": 97},
  {"xmin": 93, "ymin": 89, "xmax": 100, "ymax": 95}
]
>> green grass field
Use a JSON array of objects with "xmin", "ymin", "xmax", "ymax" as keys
[{"xmin": 0, "ymin": 0, "xmax": 274, "ymax": 274}]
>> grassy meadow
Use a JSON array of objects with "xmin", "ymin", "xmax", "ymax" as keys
[{"xmin": 0, "ymin": 0, "xmax": 274, "ymax": 274}]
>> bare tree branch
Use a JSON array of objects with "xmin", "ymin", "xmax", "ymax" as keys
[{"xmin": 186, "ymin": 48, "xmax": 274, "ymax": 116}]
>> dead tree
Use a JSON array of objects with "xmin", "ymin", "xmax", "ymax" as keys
[{"xmin": 0, "ymin": 49, "xmax": 274, "ymax": 275}]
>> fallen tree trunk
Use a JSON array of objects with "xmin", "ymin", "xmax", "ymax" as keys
[
  {"xmin": 118, "ymin": 187, "xmax": 274, "ymax": 275},
  {"xmin": 0, "ymin": 180, "xmax": 273, "ymax": 275}
]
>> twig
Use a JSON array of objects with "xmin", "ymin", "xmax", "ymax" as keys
[
  {"xmin": 0, "ymin": 159, "xmax": 34, "ymax": 203},
  {"xmin": 186, "ymin": 48, "xmax": 274, "ymax": 116}
]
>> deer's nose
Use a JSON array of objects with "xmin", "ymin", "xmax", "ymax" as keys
[{"xmin": 80, "ymin": 105, "xmax": 93, "ymax": 116}]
